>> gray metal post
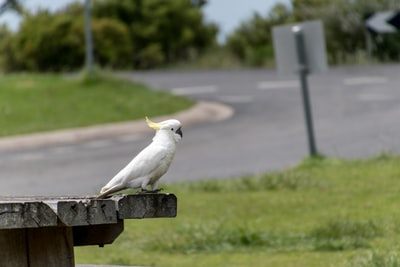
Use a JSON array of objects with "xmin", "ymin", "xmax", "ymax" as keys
[
  {"xmin": 84, "ymin": 0, "xmax": 94, "ymax": 76},
  {"xmin": 366, "ymin": 29, "xmax": 372, "ymax": 63},
  {"xmin": 292, "ymin": 26, "xmax": 318, "ymax": 156}
]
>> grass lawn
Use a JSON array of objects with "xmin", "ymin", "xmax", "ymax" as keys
[
  {"xmin": 75, "ymin": 154, "xmax": 400, "ymax": 267},
  {"xmin": 0, "ymin": 73, "xmax": 193, "ymax": 137}
]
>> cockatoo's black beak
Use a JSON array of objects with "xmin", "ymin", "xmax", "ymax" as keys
[{"xmin": 176, "ymin": 127, "xmax": 183, "ymax": 138}]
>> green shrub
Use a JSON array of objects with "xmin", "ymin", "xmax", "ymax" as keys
[
  {"xmin": 92, "ymin": 18, "xmax": 133, "ymax": 68},
  {"xmin": 4, "ymin": 12, "xmax": 84, "ymax": 71},
  {"xmin": 310, "ymin": 218, "xmax": 382, "ymax": 251},
  {"xmin": 180, "ymin": 170, "xmax": 321, "ymax": 193},
  {"xmin": 147, "ymin": 222, "xmax": 307, "ymax": 253}
]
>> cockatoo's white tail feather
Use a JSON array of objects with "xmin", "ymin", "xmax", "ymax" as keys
[{"xmin": 97, "ymin": 183, "xmax": 126, "ymax": 199}]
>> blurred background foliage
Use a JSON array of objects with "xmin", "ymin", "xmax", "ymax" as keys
[{"xmin": 0, "ymin": 0, "xmax": 399, "ymax": 71}]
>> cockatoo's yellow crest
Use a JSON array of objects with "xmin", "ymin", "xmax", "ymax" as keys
[{"xmin": 146, "ymin": 116, "xmax": 164, "ymax": 130}]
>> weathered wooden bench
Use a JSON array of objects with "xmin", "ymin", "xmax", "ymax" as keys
[{"xmin": 0, "ymin": 193, "xmax": 177, "ymax": 267}]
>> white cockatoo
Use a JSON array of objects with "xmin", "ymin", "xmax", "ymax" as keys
[{"xmin": 97, "ymin": 117, "xmax": 182, "ymax": 199}]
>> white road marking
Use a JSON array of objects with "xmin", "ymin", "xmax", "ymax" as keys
[
  {"xmin": 14, "ymin": 152, "xmax": 45, "ymax": 161},
  {"xmin": 257, "ymin": 80, "xmax": 298, "ymax": 90},
  {"xmin": 357, "ymin": 93, "xmax": 393, "ymax": 102},
  {"xmin": 344, "ymin": 76, "xmax": 388, "ymax": 86},
  {"xmin": 83, "ymin": 140, "xmax": 113, "ymax": 148},
  {"xmin": 218, "ymin": 95, "xmax": 254, "ymax": 104},
  {"xmin": 49, "ymin": 146, "xmax": 76, "ymax": 155},
  {"xmin": 171, "ymin": 85, "xmax": 219, "ymax": 95},
  {"xmin": 117, "ymin": 135, "xmax": 142, "ymax": 143}
]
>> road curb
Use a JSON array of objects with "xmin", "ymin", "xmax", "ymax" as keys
[{"xmin": 0, "ymin": 101, "xmax": 234, "ymax": 152}]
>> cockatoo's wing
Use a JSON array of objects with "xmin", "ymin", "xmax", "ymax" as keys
[{"xmin": 97, "ymin": 144, "xmax": 170, "ymax": 198}]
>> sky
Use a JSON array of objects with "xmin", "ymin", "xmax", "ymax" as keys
[{"xmin": 0, "ymin": 0, "xmax": 290, "ymax": 42}]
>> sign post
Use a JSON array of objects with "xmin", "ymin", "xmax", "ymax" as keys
[
  {"xmin": 272, "ymin": 20, "xmax": 327, "ymax": 157},
  {"xmin": 365, "ymin": 11, "xmax": 400, "ymax": 33},
  {"xmin": 292, "ymin": 26, "xmax": 317, "ymax": 156},
  {"xmin": 364, "ymin": 11, "xmax": 400, "ymax": 61}
]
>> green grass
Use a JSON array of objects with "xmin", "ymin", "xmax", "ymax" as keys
[
  {"xmin": 0, "ymin": 72, "xmax": 193, "ymax": 137},
  {"xmin": 348, "ymin": 251, "xmax": 400, "ymax": 267},
  {"xmin": 75, "ymin": 154, "xmax": 400, "ymax": 267}
]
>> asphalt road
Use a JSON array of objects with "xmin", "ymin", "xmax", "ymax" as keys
[{"xmin": 1, "ymin": 64, "xmax": 400, "ymax": 196}]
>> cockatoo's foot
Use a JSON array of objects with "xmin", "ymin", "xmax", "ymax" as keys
[
  {"xmin": 96, "ymin": 193, "xmax": 122, "ymax": 199},
  {"xmin": 138, "ymin": 188, "xmax": 164, "ymax": 194}
]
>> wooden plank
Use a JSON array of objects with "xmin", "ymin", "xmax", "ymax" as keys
[
  {"xmin": 0, "ymin": 194, "xmax": 178, "ymax": 266},
  {"xmin": 117, "ymin": 193, "xmax": 177, "ymax": 219},
  {"xmin": 0, "ymin": 202, "xmax": 57, "ymax": 229},
  {"xmin": 27, "ymin": 226, "xmax": 74, "ymax": 267},
  {"xmin": 73, "ymin": 219, "xmax": 124, "ymax": 246},
  {"xmin": 0, "ymin": 229, "xmax": 28, "ymax": 267},
  {"xmin": 0, "ymin": 194, "xmax": 177, "ymax": 229},
  {"xmin": 0, "ymin": 195, "xmax": 96, "ymax": 202},
  {"xmin": 57, "ymin": 199, "xmax": 117, "ymax": 226}
]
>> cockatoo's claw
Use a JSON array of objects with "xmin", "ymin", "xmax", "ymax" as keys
[
  {"xmin": 153, "ymin": 188, "xmax": 164, "ymax": 193},
  {"xmin": 138, "ymin": 188, "xmax": 164, "ymax": 194}
]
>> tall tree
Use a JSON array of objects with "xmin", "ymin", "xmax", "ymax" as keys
[
  {"xmin": 226, "ymin": 2, "xmax": 291, "ymax": 66},
  {"xmin": 93, "ymin": 0, "xmax": 218, "ymax": 68},
  {"xmin": 226, "ymin": 0, "xmax": 400, "ymax": 66},
  {"xmin": 291, "ymin": 0, "xmax": 400, "ymax": 63},
  {"xmin": 0, "ymin": 0, "xmax": 23, "ymax": 15}
]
